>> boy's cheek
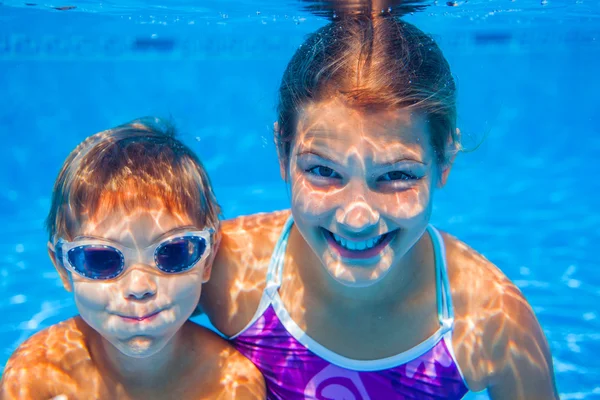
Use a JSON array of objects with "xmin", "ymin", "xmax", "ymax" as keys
[{"xmin": 72, "ymin": 281, "xmax": 115, "ymax": 311}]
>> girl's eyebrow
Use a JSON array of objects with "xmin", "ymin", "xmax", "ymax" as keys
[
  {"xmin": 297, "ymin": 150, "xmax": 427, "ymax": 167},
  {"xmin": 296, "ymin": 149, "xmax": 337, "ymax": 164},
  {"xmin": 376, "ymin": 157, "xmax": 427, "ymax": 166}
]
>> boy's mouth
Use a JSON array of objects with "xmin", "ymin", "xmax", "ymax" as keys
[
  {"xmin": 120, "ymin": 309, "xmax": 163, "ymax": 323},
  {"xmin": 322, "ymin": 228, "xmax": 397, "ymax": 260}
]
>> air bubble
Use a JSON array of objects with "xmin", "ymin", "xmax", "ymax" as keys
[
  {"xmin": 10, "ymin": 294, "xmax": 26, "ymax": 304},
  {"xmin": 583, "ymin": 312, "xmax": 596, "ymax": 321}
]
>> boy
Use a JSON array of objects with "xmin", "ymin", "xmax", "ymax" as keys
[{"xmin": 0, "ymin": 118, "xmax": 265, "ymax": 400}]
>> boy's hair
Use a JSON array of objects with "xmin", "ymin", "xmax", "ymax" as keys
[
  {"xmin": 46, "ymin": 117, "xmax": 221, "ymax": 240},
  {"xmin": 276, "ymin": 11, "xmax": 458, "ymax": 176}
]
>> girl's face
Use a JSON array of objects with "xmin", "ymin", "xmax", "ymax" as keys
[
  {"xmin": 287, "ymin": 98, "xmax": 446, "ymax": 288},
  {"xmin": 50, "ymin": 201, "xmax": 211, "ymax": 358}
]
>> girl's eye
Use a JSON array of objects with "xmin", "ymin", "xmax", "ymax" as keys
[
  {"xmin": 378, "ymin": 171, "xmax": 418, "ymax": 182},
  {"xmin": 307, "ymin": 165, "xmax": 341, "ymax": 179}
]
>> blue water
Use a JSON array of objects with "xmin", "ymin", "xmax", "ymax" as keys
[{"xmin": 1, "ymin": 1, "xmax": 599, "ymax": 398}]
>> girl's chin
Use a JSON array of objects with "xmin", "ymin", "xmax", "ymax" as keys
[{"xmin": 321, "ymin": 255, "xmax": 394, "ymax": 288}]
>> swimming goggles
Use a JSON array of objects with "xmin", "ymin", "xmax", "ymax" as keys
[{"xmin": 54, "ymin": 229, "xmax": 214, "ymax": 280}]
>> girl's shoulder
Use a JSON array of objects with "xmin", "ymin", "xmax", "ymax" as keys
[
  {"xmin": 441, "ymin": 231, "xmax": 556, "ymax": 396},
  {"xmin": 201, "ymin": 209, "xmax": 291, "ymax": 336},
  {"xmin": 441, "ymin": 230, "xmax": 516, "ymax": 303},
  {"xmin": 220, "ymin": 209, "xmax": 291, "ymax": 247}
]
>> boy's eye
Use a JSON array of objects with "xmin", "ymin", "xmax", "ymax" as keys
[
  {"xmin": 378, "ymin": 171, "xmax": 417, "ymax": 182},
  {"xmin": 307, "ymin": 166, "xmax": 342, "ymax": 179}
]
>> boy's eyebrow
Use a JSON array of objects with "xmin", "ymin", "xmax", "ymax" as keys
[
  {"xmin": 73, "ymin": 234, "xmax": 117, "ymax": 243},
  {"xmin": 151, "ymin": 225, "xmax": 198, "ymax": 242},
  {"xmin": 74, "ymin": 226, "xmax": 198, "ymax": 244}
]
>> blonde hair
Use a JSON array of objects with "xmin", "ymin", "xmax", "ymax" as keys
[
  {"xmin": 46, "ymin": 117, "xmax": 221, "ymax": 240},
  {"xmin": 276, "ymin": 13, "xmax": 458, "ymax": 173}
]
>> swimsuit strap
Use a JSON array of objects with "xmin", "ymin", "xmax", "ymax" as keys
[
  {"xmin": 265, "ymin": 215, "xmax": 294, "ymax": 289},
  {"xmin": 427, "ymin": 225, "xmax": 455, "ymax": 331},
  {"xmin": 266, "ymin": 218, "xmax": 455, "ymax": 331}
]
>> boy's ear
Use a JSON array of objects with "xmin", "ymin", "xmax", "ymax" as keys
[
  {"xmin": 201, "ymin": 228, "xmax": 221, "ymax": 283},
  {"xmin": 47, "ymin": 241, "xmax": 73, "ymax": 292},
  {"xmin": 202, "ymin": 258, "xmax": 213, "ymax": 283}
]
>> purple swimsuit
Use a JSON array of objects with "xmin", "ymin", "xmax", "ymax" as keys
[{"xmin": 230, "ymin": 218, "xmax": 470, "ymax": 399}]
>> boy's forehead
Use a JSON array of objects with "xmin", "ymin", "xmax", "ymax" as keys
[{"xmin": 74, "ymin": 203, "xmax": 195, "ymax": 243}]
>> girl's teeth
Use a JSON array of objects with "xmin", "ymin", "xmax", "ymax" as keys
[{"xmin": 332, "ymin": 233, "xmax": 385, "ymax": 251}]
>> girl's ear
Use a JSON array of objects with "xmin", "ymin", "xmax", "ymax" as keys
[
  {"xmin": 438, "ymin": 160, "xmax": 454, "ymax": 188},
  {"xmin": 274, "ymin": 122, "xmax": 289, "ymax": 182},
  {"xmin": 438, "ymin": 128, "xmax": 460, "ymax": 188}
]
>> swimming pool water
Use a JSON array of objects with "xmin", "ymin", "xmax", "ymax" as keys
[{"xmin": 0, "ymin": 1, "xmax": 599, "ymax": 398}]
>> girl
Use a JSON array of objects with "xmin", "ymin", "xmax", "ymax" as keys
[{"xmin": 201, "ymin": 8, "xmax": 558, "ymax": 400}]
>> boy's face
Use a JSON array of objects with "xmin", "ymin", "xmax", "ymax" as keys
[{"xmin": 51, "ymin": 201, "xmax": 211, "ymax": 358}]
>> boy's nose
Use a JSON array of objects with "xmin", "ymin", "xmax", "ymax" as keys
[{"xmin": 122, "ymin": 267, "xmax": 158, "ymax": 300}]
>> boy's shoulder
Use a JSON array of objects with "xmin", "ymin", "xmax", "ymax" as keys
[
  {"xmin": 3, "ymin": 316, "xmax": 91, "ymax": 372},
  {"xmin": 1, "ymin": 317, "xmax": 93, "ymax": 398},
  {"xmin": 185, "ymin": 321, "xmax": 257, "ymax": 369},
  {"xmin": 182, "ymin": 322, "xmax": 266, "ymax": 399}
]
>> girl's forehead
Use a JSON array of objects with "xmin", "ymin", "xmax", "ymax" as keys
[
  {"xmin": 295, "ymin": 100, "xmax": 432, "ymax": 161},
  {"xmin": 300, "ymin": 98, "xmax": 414, "ymax": 124}
]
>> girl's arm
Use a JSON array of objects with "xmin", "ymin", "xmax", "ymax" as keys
[{"xmin": 484, "ymin": 287, "xmax": 558, "ymax": 399}]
